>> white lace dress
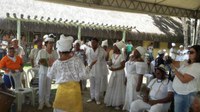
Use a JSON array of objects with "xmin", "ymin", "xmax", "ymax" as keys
[
  {"xmin": 47, "ymin": 56, "xmax": 87, "ymax": 83},
  {"xmin": 104, "ymin": 53, "xmax": 126, "ymax": 107},
  {"xmin": 123, "ymin": 61, "xmax": 148, "ymax": 111}
]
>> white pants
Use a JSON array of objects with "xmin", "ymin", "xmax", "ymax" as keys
[
  {"xmin": 130, "ymin": 99, "xmax": 170, "ymax": 112},
  {"xmin": 39, "ymin": 67, "xmax": 51, "ymax": 105},
  {"xmin": 89, "ymin": 76, "xmax": 101, "ymax": 101}
]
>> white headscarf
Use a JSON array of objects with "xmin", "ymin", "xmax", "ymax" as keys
[
  {"xmin": 115, "ymin": 41, "xmax": 126, "ymax": 50},
  {"xmin": 73, "ymin": 39, "xmax": 81, "ymax": 46},
  {"xmin": 171, "ymin": 43, "xmax": 176, "ymax": 47},
  {"xmin": 44, "ymin": 34, "xmax": 55, "ymax": 42},
  {"xmin": 101, "ymin": 40, "xmax": 108, "ymax": 47},
  {"xmin": 56, "ymin": 34, "xmax": 74, "ymax": 52},
  {"xmin": 136, "ymin": 46, "xmax": 146, "ymax": 57}
]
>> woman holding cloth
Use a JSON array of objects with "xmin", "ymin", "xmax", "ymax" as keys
[
  {"xmin": 123, "ymin": 46, "xmax": 148, "ymax": 111},
  {"xmin": 48, "ymin": 35, "xmax": 87, "ymax": 112},
  {"xmin": 171, "ymin": 45, "xmax": 200, "ymax": 112}
]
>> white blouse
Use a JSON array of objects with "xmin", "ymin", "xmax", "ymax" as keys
[
  {"xmin": 47, "ymin": 56, "xmax": 87, "ymax": 84},
  {"xmin": 173, "ymin": 62, "xmax": 200, "ymax": 94}
]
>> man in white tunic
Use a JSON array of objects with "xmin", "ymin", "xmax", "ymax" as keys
[
  {"xmin": 36, "ymin": 35, "xmax": 58, "ymax": 110},
  {"xmin": 86, "ymin": 38, "xmax": 107, "ymax": 105}
]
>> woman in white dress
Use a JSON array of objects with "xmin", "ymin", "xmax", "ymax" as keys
[
  {"xmin": 104, "ymin": 41, "xmax": 126, "ymax": 110},
  {"xmin": 123, "ymin": 46, "xmax": 148, "ymax": 111}
]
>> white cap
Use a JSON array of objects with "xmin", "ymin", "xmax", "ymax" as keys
[
  {"xmin": 172, "ymin": 43, "xmax": 176, "ymax": 47},
  {"xmin": 56, "ymin": 34, "xmax": 74, "ymax": 52},
  {"xmin": 44, "ymin": 37, "xmax": 55, "ymax": 42},
  {"xmin": 101, "ymin": 40, "xmax": 108, "ymax": 47},
  {"xmin": 115, "ymin": 41, "xmax": 126, "ymax": 50},
  {"xmin": 179, "ymin": 45, "xmax": 183, "ymax": 48},
  {"xmin": 136, "ymin": 46, "xmax": 146, "ymax": 56},
  {"xmin": 11, "ymin": 38, "xmax": 18, "ymax": 42}
]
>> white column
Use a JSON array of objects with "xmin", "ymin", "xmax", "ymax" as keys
[
  {"xmin": 122, "ymin": 30, "xmax": 126, "ymax": 42},
  {"xmin": 17, "ymin": 20, "xmax": 21, "ymax": 45},
  {"xmin": 78, "ymin": 26, "xmax": 81, "ymax": 40}
]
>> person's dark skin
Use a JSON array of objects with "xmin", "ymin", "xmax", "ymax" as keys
[
  {"xmin": 143, "ymin": 69, "xmax": 173, "ymax": 105},
  {"xmin": 108, "ymin": 45, "xmax": 125, "ymax": 72}
]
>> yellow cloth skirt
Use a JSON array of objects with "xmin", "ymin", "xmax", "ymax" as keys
[{"xmin": 53, "ymin": 81, "xmax": 83, "ymax": 112}]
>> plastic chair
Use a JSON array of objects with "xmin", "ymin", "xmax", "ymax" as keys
[
  {"xmin": 26, "ymin": 68, "xmax": 39, "ymax": 106},
  {"xmin": 9, "ymin": 71, "xmax": 35, "ymax": 112},
  {"xmin": 26, "ymin": 68, "xmax": 39, "ymax": 86}
]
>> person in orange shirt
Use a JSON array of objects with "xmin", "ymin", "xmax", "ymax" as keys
[{"xmin": 0, "ymin": 47, "xmax": 23, "ymax": 88}]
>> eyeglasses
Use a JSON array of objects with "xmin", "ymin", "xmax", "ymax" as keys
[{"xmin": 188, "ymin": 50, "xmax": 195, "ymax": 54}]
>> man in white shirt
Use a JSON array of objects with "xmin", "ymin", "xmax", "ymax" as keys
[
  {"xmin": 169, "ymin": 43, "xmax": 177, "ymax": 60},
  {"xmin": 11, "ymin": 38, "xmax": 25, "ymax": 58},
  {"xmin": 130, "ymin": 64, "xmax": 173, "ymax": 112},
  {"xmin": 86, "ymin": 38, "xmax": 107, "ymax": 105}
]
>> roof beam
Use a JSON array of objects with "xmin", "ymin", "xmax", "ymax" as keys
[
  {"xmin": 6, "ymin": 13, "xmax": 132, "ymax": 32},
  {"xmin": 41, "ymin": 0, "xmax": 200, "ymax": 18}
]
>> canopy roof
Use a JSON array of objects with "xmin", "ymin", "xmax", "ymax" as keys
[
  {"xmin": 0, "ymin": 0, "xmax": 183, "ymax": 36},
  {"xmin": 40, "ymin": 0, "xmax": 200, "ymax": 18}
]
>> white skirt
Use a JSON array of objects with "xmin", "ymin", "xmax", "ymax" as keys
[
  {"xmin": 104, "ymin": 69, "xmax": 126, "ymax": 106},
  {"xmin": 123, "ymin": 74, "xmax": 139, "ymax": 111}
]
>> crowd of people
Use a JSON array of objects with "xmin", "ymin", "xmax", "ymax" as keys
[{"xmin": 0, "ymin": 33, "xmax": 200, "ymax": 112}]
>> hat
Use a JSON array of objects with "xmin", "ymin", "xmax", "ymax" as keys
[
  {"xmin": 101, "ymin": 40, "xmax": 108, "ymax": 47},
  {"xmin": 179, "ymin": 45, "xmax": 183, "ymax": 48},
  {"xmin": 171, "ymin": 43, "xmax": 176, "ymax": 47},
  {"xmin": 156, "ymin": 64, "xmax": 167, "ymax": 73},
  {"xmin": 115, "ymin": 41, "xmax": 126, "ymax": 50},
  {"xmin": 136, "ymin": 46, "xmax": 146, "ymax": 56},
  {"xmin": 158, "ymin": 50, "xmax": 164, "ymax": 55},
  {"xmin": 56, "ymin": 34, "xmax": 74, "ymax": 52},
  {"xmin": 11, "ymin": 38, "xmax": 18, "ymax": 42},
  {"xmin": 73, "ymin": 39, "xmax": 81, "ymax": 46}
]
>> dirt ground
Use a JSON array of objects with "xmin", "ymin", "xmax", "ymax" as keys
[{"xmin": 19, "ymin": 88, "xmax": 126, "ymax": 112}]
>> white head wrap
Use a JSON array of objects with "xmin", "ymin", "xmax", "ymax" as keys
[
  {"xmin": 56, "ymin": 34, "xmax": 74, "ymax": 52},
  {"xmin": 158, "ymin": 50, "xmax": 164, "ymax": 55},
  {"xmin": 73, "ymin": 39, "xmax": 81, "ymax": 46},
  {"xmin": 171, "ymin": 43, "xmax": 176, "ymax": 47},
  {"xmin": 101, "ymin": 40, "xmax": 108, "ymax": 47},
  {"xmin": 115, "ymin": 41, "xmax": 126, "ymax": 50},
  {"xmin": 136, "ymin": 46, "xmax": 146, "ymax": 56},
  {"xmin": 43, "ymin": 34, "xmax": 49, "ymax": 39}
]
